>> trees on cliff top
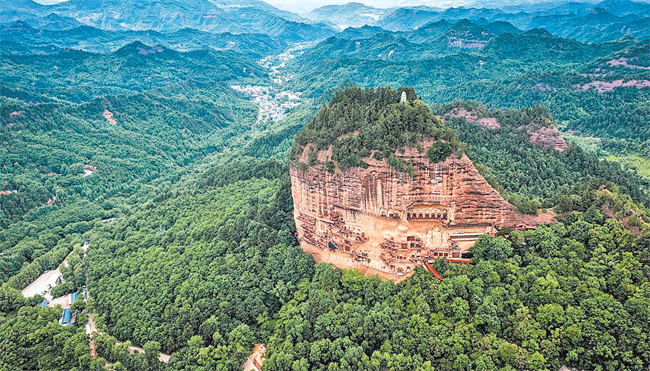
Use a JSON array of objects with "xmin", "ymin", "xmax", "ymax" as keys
[{"xmin": 291, "ymin": 86, "xmax": 462, "ymax": 171}]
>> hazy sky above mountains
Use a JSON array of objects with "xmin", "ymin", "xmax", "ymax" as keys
[
  {"xmin": 264, "ymin": 0, "xmax": 596, "ymax": 12},
  {"xmin": 32, "ymin": 0, "xmax": 647, "ymax": 14},
  {"xmin": 33, "ymin": 0, "xmax": 470, "ymax": 8},
  {"xmin": 266, "ymin": 0, "xmax": 463, "ymax": 11}
]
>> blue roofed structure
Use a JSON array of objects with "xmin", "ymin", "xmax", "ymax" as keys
[
  {"xmin": 70, "ymin": 292, "xmax": 79, "ymax": 305},
  {"xmin": 40, "ymin": 300, "xmax": 48, "ymax": 308},
  {"xmin": 60, "ymin": 308, "xmax": 72, "ymax": 325}
]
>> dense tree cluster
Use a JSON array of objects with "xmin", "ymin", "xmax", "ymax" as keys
[
  {"xmin": 264, "ymin": 210, "xmax": 650, "ymax": 371},
  {"xmin": 0, "ymin": 42, "xmax": 261, "ymax": 289},
  {"xmin": 0, "ymin": 306, "xmax": 91, "ymax": 371},
  {"xmin": 291, "ymin": 87, "xmax": 461, "ymax": 171},
  {"xmin": 93, "ymin": 334, "xmax": 167, "ymax": 371},
  {"xmin": 3, "ymin": 238, "xmax": 72, "ymax": 288},
  {"xmin": 88, "ymin": 176, "xmax": 314, "ymax": 355},
  {"xmin": 427, "ymin": 140, "xmax": 453, "ymax": 163}
]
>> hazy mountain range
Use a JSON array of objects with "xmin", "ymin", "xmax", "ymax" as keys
[
  {"xmin": 0, "ymin": 0, "xmax": 336, "ymax": 40},
  {"xmin": 303, "ymin": 0, "xmax": 649, "ymax": 42},
  {"xmin": 1, "ymin": 0, "xmax": 647, "ymax": 52}
]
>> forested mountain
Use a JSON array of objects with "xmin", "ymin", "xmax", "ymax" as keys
[
  {"xmin": 288, "ymin": 25, "xmax": 649, "ymax": 173},
  {"xmin": 304, "ymin": 2, "xmax": 393, "ymax": 29},
  {"xmin": 0, "ymin": 1, "xmax": 649, "ymax": 371},
  {"xmin": 9, "ymin": 13, "xmax": 84, "ymax": 30},
  {"xmin": 0, "ymin": 0, "xmax": 42, "ymax": 12},
  {"xmin": 0, "ymin": 21, "xmax": 287, "ymax": 57},
  {"xmin": 0, "ymin": 41, "xmax": 264, "ymax": 282},
  {"xmin": 0, "ymin": 40, "xmax": 63, "ymax": 55},
  {"xmin": 432, "ymin": 101, "xmax": 649, "ymax": 212},
  {"xmin": 596, "ymin": 0, "xmax": 650, "ymax": 16},
  {"xmin": 290, "ymin": 87, "xmax": 461, "ymax": 171},
  {"xmin": 376, "ymin": 7, "xmax": 440, "ymax": 31},
  {"xmin": 297, "ymin": 19, "xmax": 527, "ymax": 62},
  {"xmin": 0, "ymin": 0, "xmax": 336, "ymax": 41},
  {"xmin": 336, "ymin": 25, "xmax": 388, "ymax": 40}
]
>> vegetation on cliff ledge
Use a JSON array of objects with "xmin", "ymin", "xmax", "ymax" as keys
[
  {"xmin": 433, "ymin": 100, "xmax": 650, "ymax": 210},
  {"xmin": 291, "ymin": 87, "xmax": 462, "ymax": 171}
]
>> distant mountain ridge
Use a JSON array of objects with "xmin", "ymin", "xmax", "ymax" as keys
[
  {"xmin": 3, "ymin": 0, "xmax": 646, "ymax": 44},
  {"xmin": 295, "ymin": 18, "xmax": 529, "ymax": 66},
  {"xmin": 0, "ymin": 13, "xmax": 82, "ymax": 30},
  {"xmin": 304, "ymin": 0, "xmax": 649, "ymax": 44},
  {"xmin": 0, "ymin": 20, "xmax": 287, "ymax": 57},
  {"xmin": 0, "ymin": 0, "xmax": 337, "ymax": 42},
  {"xmin": 305, "ymin": 2, "xmax": 392, "ymax": 29}
]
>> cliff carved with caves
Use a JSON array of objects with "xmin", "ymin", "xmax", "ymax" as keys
[
  {"xmin": 290, "ymin": 87, "xmax": 550, "ymax": 281},
  {"xmin": 291, "ymin": 141, "xmax": 542, "ymax": 282}
]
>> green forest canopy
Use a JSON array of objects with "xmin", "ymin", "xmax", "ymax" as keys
[
  {"xmin": 291, "ymin": 86, "xmax": 461, "ymax": 171},
  {"xmin": 0, "ymin": 5, "xmax": 649, "ymax": 369}
]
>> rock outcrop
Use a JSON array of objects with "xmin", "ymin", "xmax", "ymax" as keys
[
  {"xmin": 290, "ymin": 141, "xmax": 539, "ymax": 281},
  {"xmin": 528, "ymin": 126, "xmax": 568, "ymax": 152},
  {"xmin": 443, "ymin": 107, "xmax": 501, "ymax": 129}
]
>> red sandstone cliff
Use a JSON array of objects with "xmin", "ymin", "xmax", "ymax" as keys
[
  {"xmin": 290, "ymin": 142, "xmax": 545, "ymax": 281},
  {"xmin": 291, "ymin": 143, "xmax": 515, "ymax": 227}
]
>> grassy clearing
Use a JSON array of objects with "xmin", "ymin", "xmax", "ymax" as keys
[
  {"xmin": 564, "ymin": 133, "xmax": 650, "ymax": 181},
  {"xmin": 606, "ymin": 154, "xmax": 650, "ymax": 181}
]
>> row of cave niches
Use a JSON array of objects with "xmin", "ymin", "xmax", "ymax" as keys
[
  {"xmin": 380, "ymin": 237, "xmax": 462, "ymax": 257},
  {"xmin": 297, "ymin": 211, "xmax": 370, "ymax": 257},
  {"xmin": 296, "ymin": 211, "xmax": 471, "ymax": 276},
  {"xmin": 406, "ymin": 212, "xmax": 448, "ymax": 222},
  {"xmin": 377, "ymin": 208, "xmax": 450, "ymax": 222}
]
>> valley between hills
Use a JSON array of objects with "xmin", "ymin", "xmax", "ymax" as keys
[{"xmin": 0, "ymin": 1, "xmax": 649, "ymax": 371}]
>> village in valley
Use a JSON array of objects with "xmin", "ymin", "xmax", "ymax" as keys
[
  {"xmin": 231, "ymin": 43, "xmax": 311, "ymax": 123},
  {"xmin": 8, "ymin": 44, "xmax": 308, "ymax": 371},
  {"xmin": 230, "ymin": 85, "xmax": 302, "ymax": 122},
  {"xmin": 8, "ymin": 45, "xmax": 311, "ymax": 371}
]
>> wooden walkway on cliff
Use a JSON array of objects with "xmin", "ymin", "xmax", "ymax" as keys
[
  {"xmin": 424, "ymin": 258, "xmax": 475, "ymax": 281},
  {"xmin": 424, "ymin": 261, "xmax": 444, "ymax": 281}
]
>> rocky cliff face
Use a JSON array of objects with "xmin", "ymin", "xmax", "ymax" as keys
[
  {"xmin": 528, "ymin": 126, "xmax": 568, "ymax": 152},
  {"xmin": 290, "ymin": 142, "xmax": 533, "ymax": 281}
]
